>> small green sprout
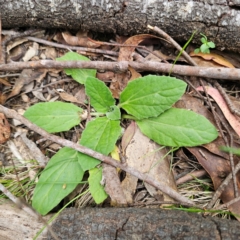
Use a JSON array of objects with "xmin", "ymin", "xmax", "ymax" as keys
[{"xmin": 194, "ymin": 33, "xmax": 215, "ymax": 54}]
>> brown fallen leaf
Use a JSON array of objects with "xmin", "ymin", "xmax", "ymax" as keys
[
  {"xmin": 189, "ymin": 52, "xmax": 235, "ymax": 68},
  {"xmin": 0, "ymin": 113, "xmax": 10, "ymax": 144},
  {"xmin": 103, "ymin": 146, "xmax": 127, "ymax": 206},
  {"xmin": 118, "ymin": 34, "xmax": 161, "ymax": 61},
  {"xmin": 196, "ymin": 86, "xmax": 240, "ymax": 137},
  {"xmin": 121, "ymin": 123, "xmax": 177, "ymax": 203},
  {"xmin": 61, "ymin": 31, "xmax": 101, "ymax": 48},
  {"xmin": 111, "ymin": 34, "xmax": 161, "ymax": 98},
  {"xmin": 176, "ymin": 93, "xmax": 240, "ymax": 217},
  {"xmin": 128, "ymin": 66, "xmax": 142, "ymax": 81},
  {"xmin": 103, "ymin": 163, "xmax": 128, "ymax": 206},
  {"xmin": 96, "ymin": 71, "xmax": 115, "ymax": 82},
  {"xmin": 22, "ymin": 43, "xmax": 39, "ymax": 62},
  {"xmin": 0, "ymin": 93, "xmax": 7, "ymax": 105},
  {"xmin": 211, "ymin": 50, "xmax": 240, "ymax": 68},
  {"xmin": 0, "ymin": 78, "xmax": 11, "ymax": 86},
  {"xmin": 6, "ymin": 38, "xmax": 28, "ymax": 54},
  {"xmin": 121, "ymin": 121, "xmax": 136, "ymax": 155},
  {"xmin": 110, "ymin": 72, "xmax": 130, "ymax": 99},
  {"xmin": 187, "ymin": 146, "xmax": 240, "ymax": 219},
  {"xmin": 43, "ymin": 47, "xmax": 57, "ymax": 60},
  {"xmin": 145, "ymin": 50, "xmax": 187, "ymax": 63},
  {"xmin": 7, "ymin": 69, "xmax": 46, "ymax": 100},
  {"xmin": 59, "ymin": 92, "xmax": 85, "ymax": 105}
]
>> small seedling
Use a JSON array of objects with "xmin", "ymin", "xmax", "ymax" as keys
[
  {"xmin": 194, "ymin": 33, "xmax": 215, "ymax": 54},
  {"xmin": 23, "ymin": 52, "xmax": 218, "ymax": 215}
]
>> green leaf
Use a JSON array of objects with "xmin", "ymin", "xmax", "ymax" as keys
[
  {"xmin": 201, "ymin": 37, "xmax": 207, "ymax": 44},
  {"xmin": 32, "ymin": 147, "xmax": 84, "ymax": 215},
  {"xmin": 200, "ymin": 44, "xmax": 209, "ymax": 53},
  {"xmin": 57, "ymin": 52, "xmax": 96, "ymax": 84},
  {"xmin": 80, "ymin": 117, "xmax": 121, "ymax": 155},
  {"xmin": 106, "ymin": 105, "xmax": 121, "ymax": 120},
  {"xmin": 119, "ymin": 75, "xmax": 187, "ymax": 119},
  {"xmin": 194, "ymin": 48, "xmax": 200, "ymax": 54},
  {"xmin": 77, "ymin": 154, "xmax": 100, "ymax": 172},
  {"xmin": 207, "ymin": 41, "xmax": 215, "ymax": 48},
  {"xmin": 85, "ymin": 77, "xmax": 115, "ymax": 113},
  {"xmin": 24, "ymin": 102, "xmax": 82, "ymax": 133},
  {"xmin": 137, "ymin": 108, "xmax": 218, "ymax": 147},
  {"xmin": 88, "ymin": 167, "xmax": 108, "ymax": 204},
  {"xmin": 78, "ymin": 117, "xmax": 121, "ymax": 170}
]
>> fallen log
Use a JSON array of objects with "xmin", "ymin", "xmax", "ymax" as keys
[
  {"xmin": 2, "ymin": 198, "xmax": 240, "ymax": 239},
  {"xmin": 46, "ymin": 207, "xmax": 240, "ymax": 239},
  {"xmin": 1, "ymin": 0, "xmax": 240, "ymax": 52}
]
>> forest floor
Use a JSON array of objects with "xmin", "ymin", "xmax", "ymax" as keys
[{"xmin": 1, "ymin": 27, "xmax": 240, "ymax": 239}]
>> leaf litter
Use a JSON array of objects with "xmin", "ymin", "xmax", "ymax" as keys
[{"xmin": 1, "ymin": 27, "xmax": 240, "ymax": 227}]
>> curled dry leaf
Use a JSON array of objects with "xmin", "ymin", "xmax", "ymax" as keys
[
  {"xmin": 128, "ymin": 66, "xmax": 142, "ymax": 81},
  {"xmin": 0, "ymin": 113, "xmax": 10, "ymax": 144},
  {"xmin": 6, "ymin": 38, "xmax": 28, "ymax": 54},
  {"xmin": 59, "ymin": 92, "xmax": 84, "ymax": 105},
  {"xmin": 190, "ymin": 52, "xmax": 235, "ymax": 68},
  {"xmin": 111, "ymin": 34, "xmax": 161, "ymax": 98},
  {"xmin": 118, "ymin": 34, "xmax": 161, "ymax": 61},
  {"xmin": 61, "ymin": 31, "xmax": 101, "ymax": 48},
  {"xmin": 96, "ymin": 71, "xmax": 115, "ymax": 82}
]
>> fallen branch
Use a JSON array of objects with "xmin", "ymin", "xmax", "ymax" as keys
[
  {"xmin": 0, "ymin": 104, "xmax": 194, "ymax": 206},
  {"xmin": 1, "ymin": 60, "xmax": 240, "ymax": 80}
]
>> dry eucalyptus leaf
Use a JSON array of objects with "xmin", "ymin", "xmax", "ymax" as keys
[
  {"xmin": 22, "ymin": 42, "xmax": 39, "ymax": 62},
  {"xmin": 7, "ymin": 69, "xmax": 45, "ymax": 100},
  {"xmin": 62, "ymin": 31, "xmax": 101, "ymax": 48},
  {"xmin": 103, "ymin": 163, "xmax": 128, "ymax": 206},
  {"xmin": 121, "ymin": 123, "xmax": 177, "ymax": 203},
  {"xmin": 59, "ymin": 92, "xmax": 84, "ymax": 105}
]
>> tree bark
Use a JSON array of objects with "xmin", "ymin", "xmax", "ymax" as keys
[
  {"xmin": 46, "ymin": 207, "xmax": 240, "ymax": 240},
  {"xmin": 1, "ymin": 1, "xmax": 240, "ymax": 52}
]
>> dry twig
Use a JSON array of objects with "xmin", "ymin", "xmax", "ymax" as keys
[
  {"xmin": 148, "ymin": 25, "xmax": 197, "ymax": 66},
  {"xmin": 1, "ymin": 60, "xmax": 240, "ymax": 80}
]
